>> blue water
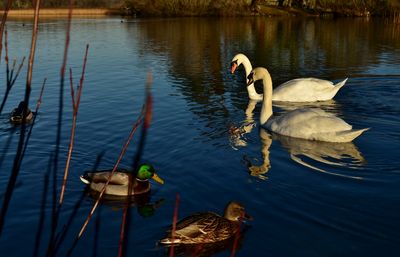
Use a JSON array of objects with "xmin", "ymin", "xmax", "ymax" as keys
[{"xmin": 0, "ymin": 16, "xmax": 399, "ymax": 256}]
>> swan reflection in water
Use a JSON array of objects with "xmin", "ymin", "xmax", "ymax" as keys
[
  {"xmin": 229, "ymin": 100, "xmax": 258, "ymax": 149},
  {"xmin": 245, "ymin": 128, "xmax": 367, "ymax": 180},
  {"xmin": 230, "ymin": 98, "xmax": 366, "ymax": 179},
  {"xmin": 242, "ymin": 128, "xmax": 272, "ymax": 180}
]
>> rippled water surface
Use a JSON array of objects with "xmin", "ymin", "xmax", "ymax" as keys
[{"xmin": 0, "ymin": 16, "xmax": 399, "ymax": 256}]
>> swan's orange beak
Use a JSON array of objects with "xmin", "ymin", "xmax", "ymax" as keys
[{"xmin": 231, "ymin": 61, "xmax": 238, "ymax": 74}]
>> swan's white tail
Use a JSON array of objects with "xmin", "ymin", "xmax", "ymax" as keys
[
  {"xmin": 324, "ymin": 78, "xmax": 348, "ymax": 101},
  {"xmin": 336, "ymin": 127, "xmax": 369, "ymax": 142},
  {"xmin": 334, "ymin": 78, "xmax": 348, "ymax": 90}
]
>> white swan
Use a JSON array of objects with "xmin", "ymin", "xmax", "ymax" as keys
[
  {"xmin": 231, "ymin": 53, "xmax": 348, "ymax": 102},
  {"xmin": 247, "ymin": 67, "xmax": 369, "ymax": 143}
]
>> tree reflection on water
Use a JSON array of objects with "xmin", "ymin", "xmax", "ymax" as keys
[{"xmin": 129, "ymin": 17, "xmax": 400, "ymax": 141}]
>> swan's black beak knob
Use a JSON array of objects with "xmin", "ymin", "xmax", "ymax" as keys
[{"xmin": 247, "ymin": 72, "xmax": 254, "ymax": 86}]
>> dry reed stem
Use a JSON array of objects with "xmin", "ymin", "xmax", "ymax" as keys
[
  {"xmin": 5, "ymin": 29, "xmax": 27, "ymax": 81},
  {"xmin": 169, "ymin": 193, "xmax": 181, "ymax": 257},
  {"xmin": 46, "ymin": 2, "xmax": 73, "ymax": 254},
  {"xmin": 25, "ymin": 0, "xmax": 41, "ymax": 95},
  {"xmin": 4, "ymin": 29, "xmax": 9, "ymax": 78},
  {"xmin": 189, "ymin": 245, "xmax": 204, "ymax": 257},
  {"xmin": 0, "ymin": 28, "xmax": 26, "ymax": 115},
  {"xmin": 144, "ymin": 72, "xmax": 153, "ymax": 129},
  {"xmin": 0, "ymin": 0, "xmax": 12, "ymax": 62},
  {"xmin": 229, "ymin": 212, "xmax": 244, "ymax": 257},
  {"xmin": 58, "ymin": 44, "xmax": 89, "ymax": 205},
  {"xmin": 33, "ymin": 155, "xmax": 52, "ymax": 257},
  {"xmin": 52, "ymin": 153, "xmax": 104, "ymax": 257},
  {"xmin": 118, "ymin": 208, "xmax": 128, "ymax": 257},
  {"xmin": 20, "ymin": 78, "xmax": 46, "ymax": 160},
  {"xmin": 4, "ymin": 30, "xmax": 26, "ymax": 89},
  {"xmin": 0, "ymin": 0, "xmax": 41, "ymax": 235},
  {"xmin": 9, "ymin": 57, "xmax": 26, "ymax": 86},
  {"xmin": 35, "ymin": 79, "xmax": 46, "ymax": 111},
  {"xmin": 60, "ymin": 1, "xmax": 73, "ymax": 79},
  {"xmin": 118, "ymin": 73, "xmax": 153, "ymax": 257},
  {"xmin": 77, "ymin": 110, "xmax": 145, "ymax": 239}
]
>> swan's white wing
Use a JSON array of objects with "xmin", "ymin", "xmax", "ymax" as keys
[
  {"xmin": 266, "ymin": 108, "xmax": 361, "ymax": 142},
  {"xmin": 272, "ymin": 78, "xmax": 337, "ymax": 102}
]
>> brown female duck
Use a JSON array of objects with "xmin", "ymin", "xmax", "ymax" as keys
[{"xmin": 160, "ymin": 201, "xmax": 251, "ymax": 245}]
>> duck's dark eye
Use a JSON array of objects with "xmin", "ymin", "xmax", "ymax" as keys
[
  {"xmin": 247, "ymin": 72, "xmax": 253, "ymax": 80},
  {"xmin": 231, "ymin": 60, "xmax": 237, "ymax": 67}
]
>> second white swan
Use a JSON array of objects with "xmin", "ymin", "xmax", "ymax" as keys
[
  {"xmin": 231, "ymin": 53, "xmax": 348, "ymax": 102},
  {"xmin": 247, "ymin": 67, "xmax": 368, "ymax": 143}
]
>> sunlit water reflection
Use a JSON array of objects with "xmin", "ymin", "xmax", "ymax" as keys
[{"xmin": 0, "ymin": 17, "xmax": 399, "ymax": 257}]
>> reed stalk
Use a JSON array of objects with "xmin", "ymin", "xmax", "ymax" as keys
[
  {"xmin": 51, "ymin": 153, "xmax": 103, "ymax": 257},
  {"xmin": 46, "ymin": 2, "xmax": 73, "ymax": 253},
  {"xmin": 119, "ymin": 73, "xmax": 153, "ymax": 257},
  {"xmin": 0, "ymin": 0, "xmax": 13, "ymax": 62},
  {"xmin": 33, "ymin": 153, "xmax": 52, "ymax": 257},
  {"xmin": 76, "ymin": 110, "xmax": 145, "ymax": 240},
  {"xmin": 168, "ymin": 193, "xmax": 181, "ymax": 257},
  {"xmin": 229, "ymin": 212, "xmax": 243, "ymax": 257},
  {"xmin": 20, "ymin": 78, "xmax": 46, "ymax": 160},
  {"xmin": 58, "ymin": 44, "xmax": 89, "ymax": 205},
  {"xmin": 0, "ymin": 29, "xmax": 25, "ymax": 115},
  {"xmin": 0, "ymin": 0, "xmax": 41, "ymax": 235},
  {"xmin": 189, "ymin": 245, "xmax": 204, "ymax": 257}
]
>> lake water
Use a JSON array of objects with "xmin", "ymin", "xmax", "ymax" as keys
[{"xmin": 0, "ymin": 16, "xmax": 399, "ymax": 257}]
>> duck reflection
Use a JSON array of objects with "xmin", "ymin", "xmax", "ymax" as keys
[
  {"xmin": 164, "ymin": 232, "xmax": 247, "ymax": 257},
  {"xmin": 85, "ymin": 190, "xmax": 165, "ymax": 218}
]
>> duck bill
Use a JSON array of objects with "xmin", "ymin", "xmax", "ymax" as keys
[
  {"xmin": 240, "ymin": 212, "xmax": 253, "ymax": 222},
  {"xmin": 230, "ymin": 62, "xmax": 238, "ymax": 74},
  {"xmin": 152, "ymin": 173, "xmax": 165, "ymax": 185}
]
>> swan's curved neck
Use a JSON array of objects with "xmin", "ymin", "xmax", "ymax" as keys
[
  {"xmin": 241, "ymin": 57, "xmax": 252, "ymax": 77},
  {"xmin": 240, "ymin": 58, "xmax": 259, "ymax": 98},
  {"xmin": 260, "ymin": 70, "xmax": 273, "ymax": 125}
]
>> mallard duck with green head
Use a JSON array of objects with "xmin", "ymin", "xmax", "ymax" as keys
[
  {"xmin": 80, "ymin": 164, "xmax": 164, "ymax": 196},
  {"xmin": 10, "ymin": 101, "xmax": 33, "ymax": 124},
  {"xmin": 160, "ymin": 201, "xmax": 252, "ymax": 245}
]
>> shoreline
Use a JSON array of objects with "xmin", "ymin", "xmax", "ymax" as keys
[
  {"xmin": 1, "ymin": 7, "xmax": 399, "ymax": 20},
  {"xmin": 2, "ymin": 8, "xmax": 120, "ymax": 17}
]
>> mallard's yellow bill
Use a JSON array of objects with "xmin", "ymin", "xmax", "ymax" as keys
[{"xmin": 152, "ymin": 173, "xmax": 164, "ymax": 185}]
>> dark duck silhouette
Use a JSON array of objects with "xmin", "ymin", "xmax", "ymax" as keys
[
  {"xmin": 10, "ymin": 101, "xmax": 33, "ymax": 124},
  {"xmin": 160, "ymin": 201, "xmax": 252, "ymax": 245}
]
